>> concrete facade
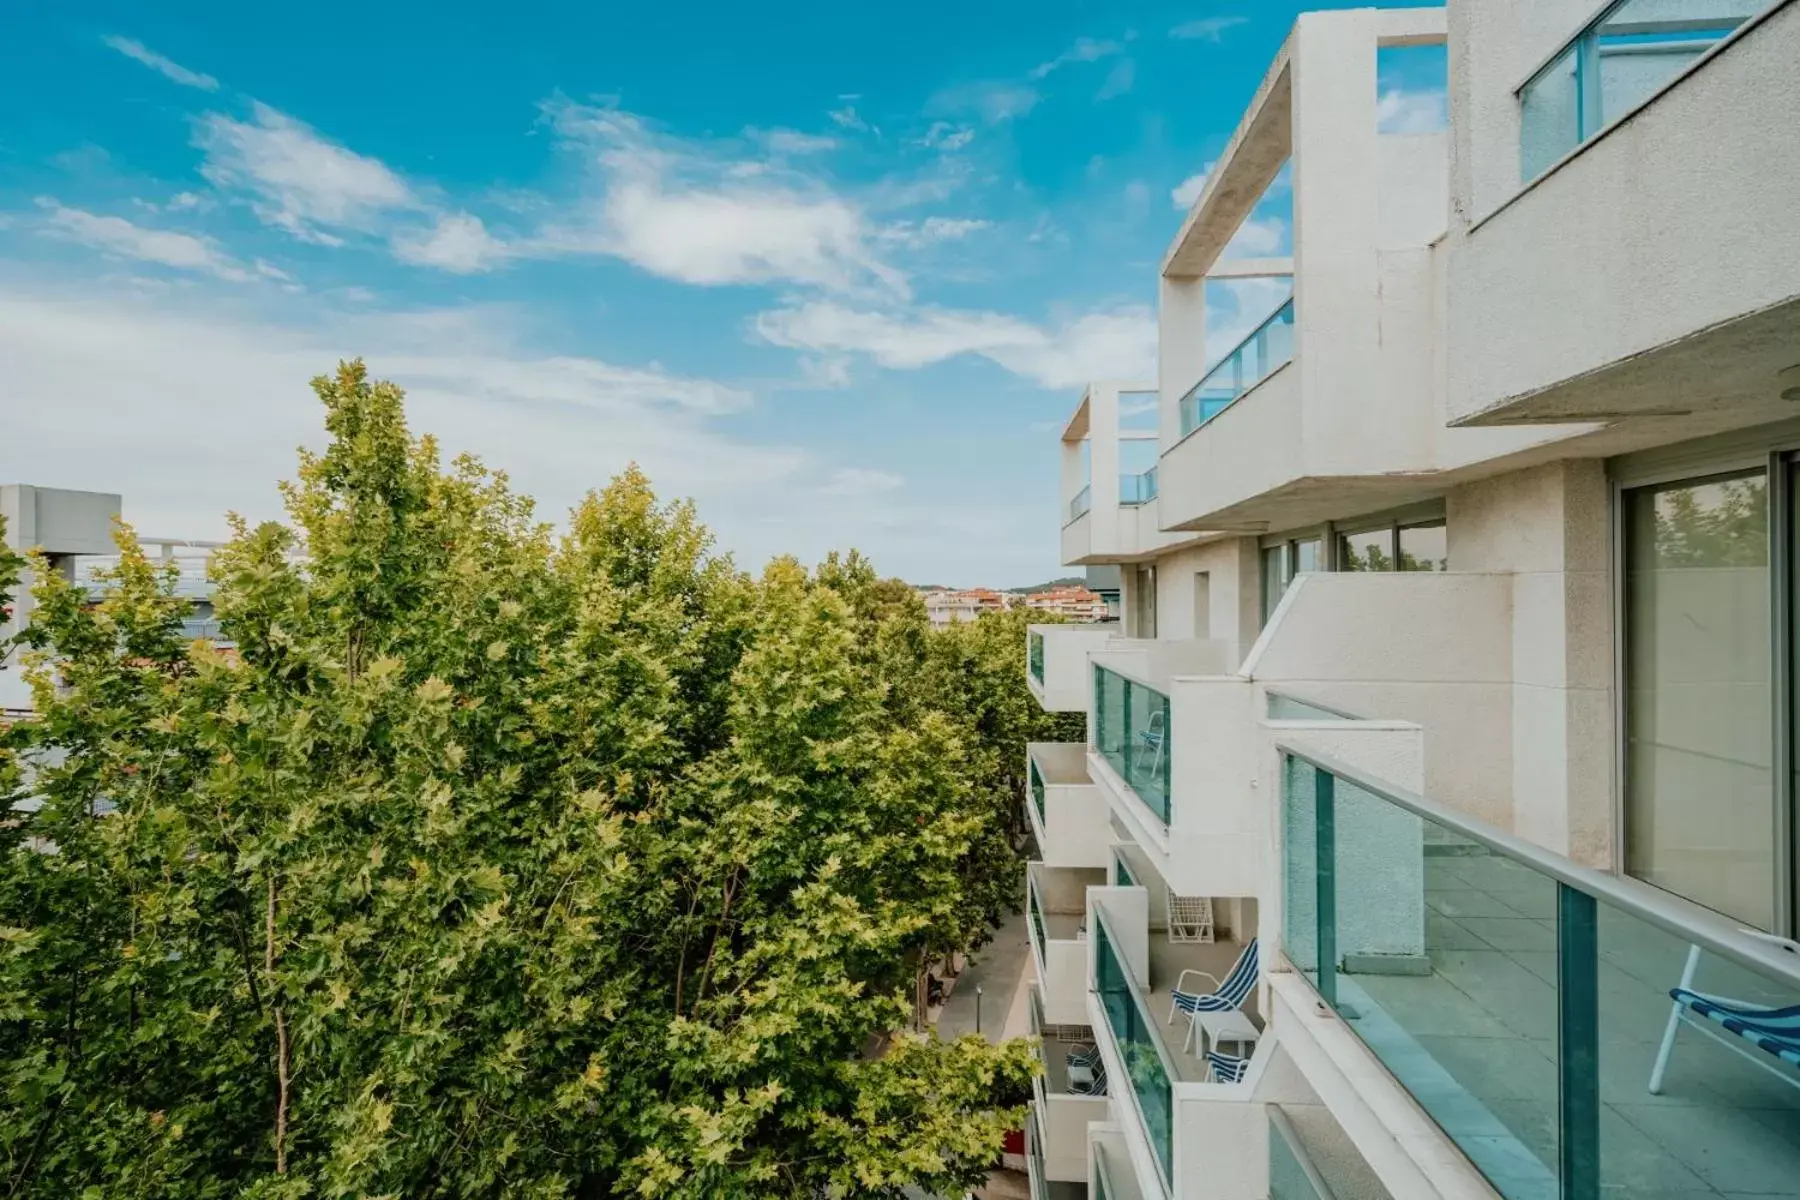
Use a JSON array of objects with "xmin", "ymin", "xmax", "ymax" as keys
[{"xmin": 1019, "ymin": 4, "xmax": 1800, "ymax": 1199}]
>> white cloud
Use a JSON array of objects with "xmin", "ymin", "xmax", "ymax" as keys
[
  {"xmin": 1169, "ymin": 16, "xmax": 1248, "ymax": 41},
  {"xmin": 0, "ymin": 280, "xmax": 791, "ymax": 548},
  {"xmin": 1096, "ymin": 60, "xmax": 1136, "ymax": 101},
  {"xmin": 104, "ymin": 36, "xmax": 218, "ymax": 91},
  {"xmin": 928, "ymin": 80, "xmax": 1042, "ymax": 125},
  {"xmin": 1030, "ymin": 36, "xmax": 1127, "ymax": 80},
  {"xmin": 879, "ymin": 216, "xmax": 991, "ymax": 248},
  {"xmin": 1221, "ymin": 215, "xmax": 1287, "ymax": 256},
  {"xmin": 534, "ymin": 102, "xmax": 908, "ymax": 297},
  {"xmin": 919, "ymin": 123, "xmax": 976, "ymax": 152},
  {"xmin": 822, "ymin": 468, "xmax": 903, "ymax": 496},
  {"xmin": 750, "ymin": 127, "xmax": 840, "ymax": 155},
  {"xmin": 195, "ymin": 102, "xmax": 417, "ymax": 243},
  {"xmin": 37, "ymin": 201, "xmax": 256, "ymax": 282},
  {"xmin": 753, "ymin": 300, "xmax": 1156, "ymax": 389},
  {"xmin": 798, "ymin": 356, "xmax": 853, "ymax": 388},
  {"xmin": 1376, "ymin": 88, "xmax": 1449, "ymax": 134},
  {"xmin": 391, "ymin": 212, "xmax": 511, "ymax": 273},
  {"xmin": 1171, "ymin": 161, "xmax": 1216, "ymax": 208},
  {"xmin": 827, "ymin": 106, "xmax": 868, "ymax": 131}
]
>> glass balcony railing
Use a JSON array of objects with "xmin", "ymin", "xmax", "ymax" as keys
[
  {"xmin": 1519, "ymin": 0, "xmax": 1765, "ymax": 180},
  {"xmin": 1281, "ymin": 743, "xmax": 1800, "ymax": 1200},
  {"xmin": 1120, "ymin": 467, "xmax": 1158, "ymax": 506},
  {"xmin": 1029, "ymin": 631, "xmax": 1045, "ymax": 685},
  {"xmin": 1265, "ymin": 688, "xmax": 1357, "ymax": 721},
  {"xmin": 1112, "ymin": 847, "xmax": 1136, "ymax": 890},
  {"xmin": 1028, "ymin": 872, "xmax": 1049, "ymax": 968},
  {"xmin": 1069, "ymin": 485, "xmax": 1093, "ymax": 525},
  {"xmin": 1268, "ymin": 1108, "xmax": 1335, "ymax": 1200},
  {"xmin": 1029, "ymin": 754, "xmax": 1046, "ymax": 829},
  {"xmin": 1094, "ymin": 909, "xmax": 1176, "ymax": 1189},
  {"xmin": 1093, "ymin": 664, "xmax": 1171, "ymax": 824},
  {"xmin": 1177, "ymin": 298, "xmax": 1295, "ymax": 437}
]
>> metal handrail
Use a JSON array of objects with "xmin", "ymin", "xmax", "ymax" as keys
[
  {"xmin": 1275, "ymin": 740, "xmax": 1800, "ymax": 989},
  {"xmin": 1268, "ymin": 1106, "xmax": 1339, "ymax": 1200}
]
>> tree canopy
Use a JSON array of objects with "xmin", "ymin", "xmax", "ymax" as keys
[{"xmin": 0, "ymin": 361, "xmax": 1076, "ymax": 1198}]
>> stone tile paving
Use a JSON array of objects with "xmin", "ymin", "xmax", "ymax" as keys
[{"xmin": 1337, "ymin": 850, "xmax": 1799, "ymax": 1200}]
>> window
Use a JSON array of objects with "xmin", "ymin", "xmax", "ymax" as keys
[
  {"xmin": 1261, "ymin": 545, "xmax": 1293, "ymax": 627},
  {"xmin": 1193, "ymin": 571, "xmax": 1212, "ymax": 639},
  {"xmin": 1132, "ymin": 565, "xmax": 1158, "ymax": 638},
  {"xmin": 1338, "ymin": 519, "xmax": 1447, "ymax": 573},
  {"xmin": 1518, "ymin": 0, "xmax": 1766, "ymax": 181},
  {"xmin": 1624, "ymin": 469, "xmax": 1777, "ymax": 929},
  {"xmin": 1399, "ymin": 521, "xmax": 1448, "ymax": 572}
]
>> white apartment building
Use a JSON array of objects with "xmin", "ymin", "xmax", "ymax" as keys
[{"xmin": 1024, "ymin": 3, "xmax": 1800, "ymax": 1199}]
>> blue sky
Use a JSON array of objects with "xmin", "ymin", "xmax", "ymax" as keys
[{"xmin": 0, "ymin": 0, "xmax": 1443, "ymax": 585}]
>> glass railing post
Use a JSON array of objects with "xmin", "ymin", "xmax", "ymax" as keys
[
  {"xmin": 1558, "ymin": 884, "xmax": 1600, "ymax": 1200},
  {"xmin": 1315, "ymin": 767, "xmax": 1338, "ymax": 1009}
]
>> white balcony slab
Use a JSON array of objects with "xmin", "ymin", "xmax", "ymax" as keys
[{"xmin": 1028, "ymin": 741, "xmax": 1113, "ymax": 870}]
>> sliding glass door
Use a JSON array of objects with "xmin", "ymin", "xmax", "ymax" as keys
[{"xmin": 1622, "ymin": 467, "xmax": 1786, "ymax": 931}]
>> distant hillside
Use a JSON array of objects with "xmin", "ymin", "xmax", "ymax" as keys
[{"xmin": 1013, "ymin": 577, "xmax": 1087, "ymax": 594}]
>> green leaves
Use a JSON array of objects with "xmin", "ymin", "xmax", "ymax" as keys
[{"xmin": 0, "ymin": 360, "xmax": 1043, "ymax": 1199}]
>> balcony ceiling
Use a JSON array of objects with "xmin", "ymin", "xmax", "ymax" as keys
[{"xmin": 1453, "ymin": 295, "xmax": 1800, "ymax": 431}]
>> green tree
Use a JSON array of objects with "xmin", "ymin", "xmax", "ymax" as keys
[{"xmin": 0, "ymin": 361, "xmax": 1034, "ymax": 1199}]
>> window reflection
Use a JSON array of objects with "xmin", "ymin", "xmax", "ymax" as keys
[{"xmin": 1624, "ymin": 472, "xmax": 1775, "ymax": 929}]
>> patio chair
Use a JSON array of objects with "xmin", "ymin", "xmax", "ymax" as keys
[
  {"xmin": 1131, "ymin": 707, "xmax": 1167, "ymax": 790},
  {"xmin": 1204, "ymin": 1049, "xmax": 1250, "ymax": 1084},
  {"xmin": 1065, "ymin": 1045, "xmax": 1106, "ymax": 1096},
  {"xmin": 1168, "ymin": 937, "xmax": 1261, "ymax": 1056},
  {"xmin": 1649, "ymin": 934, "xmax": 1800, "ymax": 1096}
]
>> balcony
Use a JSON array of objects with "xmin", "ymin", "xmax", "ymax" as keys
[
  {"xmin": 1027, "ymin": 742, "xmax": 1114, "ymax": 870},
  {"xmin": 1088, "ymin": 888, "xmax": 1266, "ymax": 1197},
  {"xmin": 1091, "ymin": 1124, "xmax": 1148, "ymax": 1200},
  {"xmin": 1059, "ymin": 382, "xmax": 1204, "ymax": 566},
  {"xmin": 1029, "ymin": 982, "xmax": 1110, "ymax": 1184},
  {"xmin": 1028, "ymin": 622, "xmax": 1123, "ymax": 713},
  {"xmin": 1448, "ymin": 1, "xmax": 1800, "ymax": 433},
  {"xmin": 1281, "ymin": 742, "xmax": 1800, "ymax": 1200},
  {"xmin": 1175, "ymin": 298, "xmax": 1294, "ymax": 438},
  {"xmin": 1030, "ymin": 860, "xmax": 1106, "ymax": 1026}
]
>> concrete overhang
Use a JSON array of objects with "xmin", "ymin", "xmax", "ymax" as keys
[{"xmin": 1450, "ymin": 297, "xmax": 1800, "ymax": 431}]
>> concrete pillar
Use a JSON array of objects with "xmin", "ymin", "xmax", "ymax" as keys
[
  {"xmin": 1291, "ymin": 10, "xmax": 1383, "ymax": 477},
  {"xmin": 1158, "ymin": 276, "xmax": 1207, "ymax": 451},
  {"xmin": 1447, "ymin": 460, "xmax": 1613, "ymax": 866}
]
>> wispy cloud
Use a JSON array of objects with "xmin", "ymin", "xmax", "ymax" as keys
[
  {"xmin": 195, "ymin": 102, "xmax": 417, "ymax": 245},
  {"xmin": 919, "ymin": 122, "xmax": 976, "ymax": 152},
  {"xmin": 37, "ymin": 199, "xmax": 259, "ymax": 282},
  {"xmin": 750, "ymin": 127, "xmax": 840, "ymax": 155},
  {"xmin": 1096, "ymin": 60, "xmax": 1136, "ymax": 101},
  {"xmin": 927, "ymin": 79, "xmax": 1043, "ymax": 125},
  {"xmin": 1169, "ymin": 15, "xmax": 1248, "ymax": 42},
  {"xmin": 1377, "ymin": 87, "xmax": 1449, "ymax": 134},
  {"xmin": 822, "ymin": 467, "xmax": 904, "ymax": 496},
  {"xmin": 753, "ymin": 300, "xmax": 1156, "ymax": 389},
  {"xmin": 103, "ymin": 36, "xmax": 218, "ymax": 91},
  {"xmin": 826, "ymin": 105, "xmax": 869, "ymax": 131},
  {"xmin": 1029, "ymin": 36, "xmax": 1128, "ymax": 81}
]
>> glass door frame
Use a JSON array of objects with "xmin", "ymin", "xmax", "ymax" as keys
[{"xmin": 1610, "ymin": 442, "xmax": 1800, "ymax": 937}]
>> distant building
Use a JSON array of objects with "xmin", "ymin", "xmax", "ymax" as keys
[
  {"xmin": 1021, "ymin": 585, "xmax": 1108, "ymax": 623},
  {"xmin": 919, "ymin": 587, "xmax": 1015, "ymax": 628}
]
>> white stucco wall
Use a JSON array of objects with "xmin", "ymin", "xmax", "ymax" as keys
[
  {"xmin": 1446, "ymin": 0, "xmax": 1800, "ymax": 422},
  {"xmin": 1446, "ymin": 459, "xmax": 1613, "ymax": 865},
  {"xmin": 1150, "ymin": 537, "xmax": 1262, "ymax": 661}
]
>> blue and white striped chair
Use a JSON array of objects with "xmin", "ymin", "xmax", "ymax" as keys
[
  {"xmin": 1168, "ymin": 937, "xmax": 1261, "ymax": 1055},
  {"xmin": 1204, "ymin": 1049, "xmax": 1251, "ymax": 1084},
  {"xmin": 1649, "ymin": 936, "xmax": 1800, "ymax": 1096}
]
